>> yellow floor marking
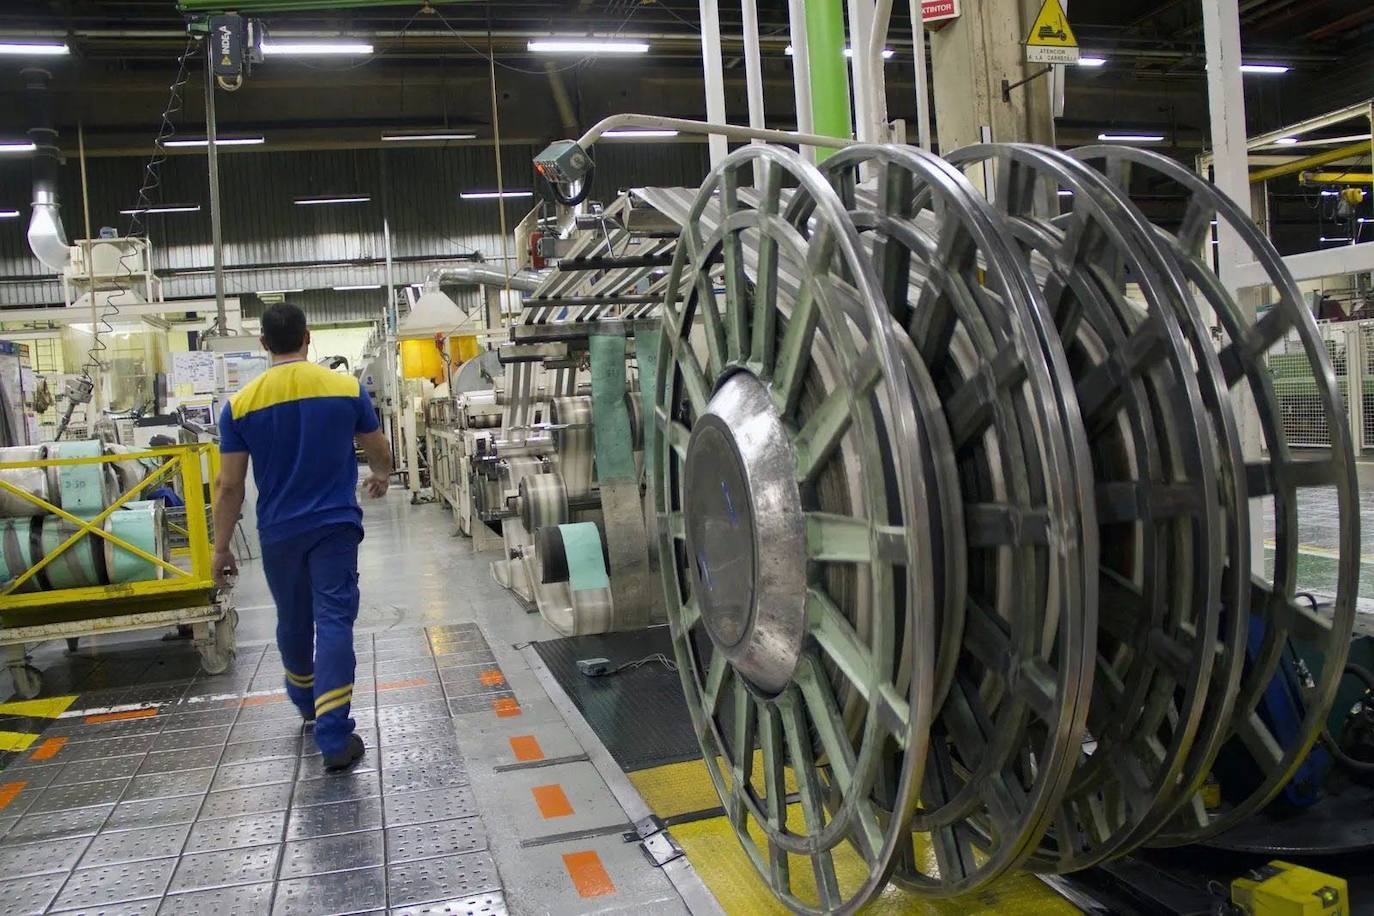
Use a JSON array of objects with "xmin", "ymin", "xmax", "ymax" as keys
[
  {"xmin": 0, "ymin": 731, "xmax": 39, "ymax": 752},
  {"xmin": 633, "ymin": 757, "xmax": 1076, "ymax": 915},
  {"xmin": 0, "ymin": 695, "xmax": 78, "ymax": 718}
]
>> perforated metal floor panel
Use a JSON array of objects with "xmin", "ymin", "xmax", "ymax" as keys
[
  {"xmin": 0, "ymin": 626, "xmax": 511, "ymax": 914},
  {"xmin": 530, "ymin": 626, "xmax": 700, "ymax": 772}
]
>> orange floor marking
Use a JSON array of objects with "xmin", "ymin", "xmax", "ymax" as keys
[
  {"xmin": 378, "ymin": 677, "xmax": 429, "ymax": 691},
  {"xmin": 493, "ymin": 697, "xmax": 522, "ymax": 718},
  {"xmin": 29, "ymin": 737, "xmax": 67, "ymax": 761},
  {"xmin": 532, "ymin": 784, "xmax": 574, "ymax": 819},
  {"xmin": 241, "ymin": 694, "xmax": 285, "ymax": 707},
  {"xmin": 85, "ymin": 707, "xmax": 158, "ymax": 725},
  {"xmin": 562, "ymin": 850, "xmax": 616, "ymax": 898},
  {"xmin": 0, "ymin": 780, "xmax": 26, "ymax": 812},
  {"xmin": 478, "ymin": 669, "xmax": 506, "ymax": 687},
  {"xmin": 509, "ymin": 735, "xmax": 544, "ymax": 762}
]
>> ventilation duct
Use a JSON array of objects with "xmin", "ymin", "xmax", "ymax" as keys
[
  {"xmin": 398, "ymin": 264, "xmax": 545, "ymax": 339},
  {"xmin": 25, "ymin": 68, "xmax": 71, "ymax": 271}
]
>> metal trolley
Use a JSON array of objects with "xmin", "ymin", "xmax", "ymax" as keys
[{"xmin": 0, "ymin": 442, "xmax": 237, "ymax": 698}]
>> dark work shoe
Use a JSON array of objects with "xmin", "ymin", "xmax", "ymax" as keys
[{"xmin": 323, "ymin": 733, "xmax": 365, "ymax": 773}]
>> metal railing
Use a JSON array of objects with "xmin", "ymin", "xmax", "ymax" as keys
[{"xmin": 0, "ymin": 443, "xmax": 218, "ymax": 613}]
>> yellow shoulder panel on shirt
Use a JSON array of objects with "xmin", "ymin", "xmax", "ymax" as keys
[{"xmin": 230, "ymin": 362, "xmax": 360, "ymax": 419}]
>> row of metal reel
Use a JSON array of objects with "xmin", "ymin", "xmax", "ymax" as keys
[{"xmin": 650, "ymin": 141, "xmax": 1359, "ymax": 914}]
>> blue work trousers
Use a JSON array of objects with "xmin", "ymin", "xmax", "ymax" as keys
[{"xmin": 261, "ymin": 522, "xmax": 363, "ymax": 755}]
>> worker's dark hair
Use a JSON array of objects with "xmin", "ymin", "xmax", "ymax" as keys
[{"xmin": 260, "ymin": 302, "xmax": 308, "ymax": 354}]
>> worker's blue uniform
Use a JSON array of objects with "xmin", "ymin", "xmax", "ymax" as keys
[{"xmin": 219, "ymin": 360, "xmax": 379, "ymax": 755}]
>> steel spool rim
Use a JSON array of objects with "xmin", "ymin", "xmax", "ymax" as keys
[
  {"xmin": 818, "ymin": 142, "xmax": 1098, "ymax": 896},
  {"xmin": 652, "ymin": 143, "xmax": 937, "ymax": 915},
  {"xmin": 939, "ymin": 143, "xmax": 1242, "ymax": 873},
  {"xmin": 1072, "ymin": 145, "xmax": 1360, "ymax": 845}
]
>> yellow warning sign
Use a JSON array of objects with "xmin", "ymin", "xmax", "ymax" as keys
[{"xmin": 1025, "ymin": 0, "xmax": 1080, "ymax": 64}]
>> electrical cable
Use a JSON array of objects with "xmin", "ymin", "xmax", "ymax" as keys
[{"xmin": 610, "ymin": 652, "xmax": 678, "ymax": 675}]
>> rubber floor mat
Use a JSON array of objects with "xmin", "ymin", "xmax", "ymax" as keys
[{"xmin": 531, "ymin": 625, "xmax": 699, "ymax": 772}]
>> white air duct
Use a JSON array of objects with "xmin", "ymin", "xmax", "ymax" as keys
[
  {"xmin": 398, "ymin": 264, "xmax": 545, "ymax": 339},
  {"xmin": 24, "ymin": 69, "xmax": 71, "ymax": 271}
]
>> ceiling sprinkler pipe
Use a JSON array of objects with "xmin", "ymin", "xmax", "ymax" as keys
[{"xmin": 24, "ymin": 68, "xmax": 70, "ymax": 270}]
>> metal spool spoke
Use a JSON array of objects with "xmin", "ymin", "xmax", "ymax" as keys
[
  {"xmin": 945, "ymin": 142, "xmax": 1229, "ymax": 872},
  {"xmin": 653, "ymin": 144, "xmax": 937, "ymax": 915},
  {"xmin": 821, "ymin": 143, "xmax": 1094, "ymax": 898},
  {"xmin": 1070, "ymin": 145, "xmax": 1358, "ymax": 845}
]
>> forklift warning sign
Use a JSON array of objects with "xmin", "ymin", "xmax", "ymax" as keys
[{"xmin": 1025, "ymin": 0, "xmax": 1079, "ymax": 64}]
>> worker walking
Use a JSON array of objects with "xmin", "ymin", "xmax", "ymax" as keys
[{"xmin": 211, "ymin": 303, "xmax": 393, "ymax": 773}]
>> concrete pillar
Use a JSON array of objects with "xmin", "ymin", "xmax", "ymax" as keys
[{"xmin": 929, "ymin": 0, "xmax": 1056, "ymax": 151}]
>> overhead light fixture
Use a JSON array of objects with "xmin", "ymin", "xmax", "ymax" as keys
[
  {"xmin": 162, "ymin": 136, "xmax": 265, "ymax": 148},
  {"xmin": 1098, "ymin": 133, "xmax": 1166, "ymax": 143},
  {"xmin": 1320, "ymin": 190, "xmax": 1341, "ymax": 197},
  {"xmin": 784, "ymin": 45, "xmax": 896, "ymax": 59},
  {"xmin": 1319, "ymin": 236, "xmax": 1352, "ymax": 243},
  {"xmin": 334, "ymin": 284, "xmax": 381, "ymax": 291},
  {"xmin": 1273, "ymin": 137, "xmax": 1299, "ymax": 146},
  {"xmin": 261, "ymin": 40, "xmax": 373, "ymax": 56},
  {"xmin": 119, "ymin": 204, "xmax": 201, "ymax": 215},
  {"xmin": 527, "ymin": 39, "xmax": 649, "ymax": 54},
  {"xmin": 1241, "ymin": 63, "xmax": 1290, "ymax": 74},
  {"xmin": 0, "ymin": 142, "xmax": 37, "ymax": 154},
  {"xmin": 0, "ymin": 210, "xmax": 19, "ymax": 219},
  {"xmin": 0, "ymin": 41, "xmax": 70, "ymax": 57},
  {"xmin": 259, "ymin": 288, "xmax": 304, "ymax": 295},
  {"xmin": 381, "ymin": 131, "xmax": 477, "ymax": 142},
  {"xmin": 1077, "ymin": 56, "xmax": 1108, "ymax": 67},
  {"xmin": 460, "ymin": 190, "xmax": 535, "ymax": 200},
  {"xmin": 603, "ymin": 129, "xmax": 680, "ymax": 139},
  {"xmin": 1278, "ymin": 132, "xmax": 1373, "ymax": 148},
  {"xmin": 295, "ymin": 195, "xmax": 371, "ymax": 206},
  {"xmin": 1057, "ymin": 189, "xmax": 1074, "ymax": 197}
]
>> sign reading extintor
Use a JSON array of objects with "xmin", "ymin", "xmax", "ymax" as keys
[
  {"xmin": 1025, "ymin": 0, "xmax": 1080, "ymax": 64},
  {"xmin": 921, "ymin": 0, "xmax": 961, "ymax": 30}
]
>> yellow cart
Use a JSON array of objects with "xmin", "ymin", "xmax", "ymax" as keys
[{"xmin": 0, "ymin": 442, "xmax": 236, "ymax": 698}]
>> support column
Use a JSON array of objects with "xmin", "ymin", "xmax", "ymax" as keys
[
  {"xmin": 929, "ymin": 0, "xmax": 1056, "ymax": 151},
  {"xmin": 700, "ymin": 0, "xmax": 729, "ymax": 165},
  {"xmin": 806, "ymin": 0, "xmax": 853, "ymax": 160}
]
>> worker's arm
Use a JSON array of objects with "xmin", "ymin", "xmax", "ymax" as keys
[
  {"xmin": 358, "ymin": 429, "xmax": 392, "ymax": 498},
  {"xmin": 211, "ymin": 450, "xmax": 249, "ymax": 588}
]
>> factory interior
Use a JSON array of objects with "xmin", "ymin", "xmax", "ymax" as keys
[{"xmin": 0, "ymin": 0, "xmax": 1372, "ymax": 914}]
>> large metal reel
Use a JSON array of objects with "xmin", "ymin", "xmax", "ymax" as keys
[
  {"xmin": 652, "ymin": 144, "xmax": 937, "ymax": 915},
  {"xmin": 1073, "ymin": 145, "xmax": 1360, "ymax": 844},
  {"xmin": 945, "ymin": 143, "xmax": 1244, "ymax": 871},
  {"xmin": 820, "ymin": 143, "xmax": 1098, "ymax": 896}
]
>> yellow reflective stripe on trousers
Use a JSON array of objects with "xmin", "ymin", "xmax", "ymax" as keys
[
  {"xmin": 315, "ymin": 683, "xmax": 353, "ymax": 709},
  {"xmin": 315, "ymin": 693, "xmax": 352, "ymax": 718},
  {"xmin": 285, "ymin": 671, "xmax": 314, "ymax": 687}
]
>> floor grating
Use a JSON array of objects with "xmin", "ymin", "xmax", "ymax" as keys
[{"xmin": 0, "ymin": 624, "xmax": 509, "ymax": 914}]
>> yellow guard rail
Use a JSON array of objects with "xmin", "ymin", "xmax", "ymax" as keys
[{"xmin": 0, "ymin": 443, "xmax": 219, "ymax": 613}]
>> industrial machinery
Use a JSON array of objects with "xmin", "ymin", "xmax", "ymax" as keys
[{"xmin": 632, "ymin": 141, "xmax": 1359, "ymax": 913}]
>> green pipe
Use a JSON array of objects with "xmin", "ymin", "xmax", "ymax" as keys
[
  {"xmin": 805, "ymin": 0, "xmax": 853, "ymax": 160},
  {"xmin": 179, "ymin": 0, "xmax": 470, "ymax": 11}
]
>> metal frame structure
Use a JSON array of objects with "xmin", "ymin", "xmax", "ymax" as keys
[{"xmin": 0, "ymin": 442, "xmax": 236, "ymax": 695}]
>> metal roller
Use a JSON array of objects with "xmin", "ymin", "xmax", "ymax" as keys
[{"xmin": 518, "ymin": 472, "xmax": 569, "ymax": 533}]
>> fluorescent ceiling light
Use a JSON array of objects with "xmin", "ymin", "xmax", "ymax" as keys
[
  {"xmin": 0, "ymin": 142, "xmax": 37, "ymax": 154},
  {"xmin": 1098, "ymin": 133, "xmax": 1165, "ymax": 143},
  {"xmin": 1320, "ymin": 190, "xmax": 1341, "ymax": 197},
  {"xmin": 120, "ymin": 204, "xmax": 201, "ymax": 215},
  {"xmin": 1077, "ymin": 57, "xmax": 1108, "ymax": 67},
  {"xmin": 261, "ymin": 40, "xmax": 373, "ymax": 56},
  {"xmin": 785, "ymin": 45, "xmax": 895, "ymax": 59},
  {"xmin": 0, "ymin": 42, "xmax": 69, "ymax": 56},
  {"xmin": 603, "ymin": 129, "xmax": 680, "ymax": 139},
  {"xmin": 162, "ymin": 136, "xmax": 265, "ymax": 147},
  {"xmin": 334, "ymin": 284, "xmax": 381, "ymax": 291},
  {"xmin": 1319, "ymin": 236, "xmax": 1351, "ymax": 243},
  {"xmin": 1274, "ymin": 137, "xmax": 1299, "ymax": 145},
  {"xmin": 460, "ymin": 190, "xmax": 534, "ymax": 200},
  {"xmin": 295, "ymin": 195, "xmax": 370, "ymax": 206},
  {"xmin": 0, "ymin": 210, "xmax": 19, "ymax": 219},
  {"xmin": 1278, "ymin": 132, "xmax": 1373, "ymax": 148},
  {"xmin": 1241, "ymin": 63, "xmax": 1289, "ymax": 74},
  {"xmin": 381, "ymin": 132, "xmax": 477, "ymax": 142},
  {"xmin": 259, "ymin": 288, "xmax": 304, "ymax": 294},
  {"xmin": 527, "ymin": 39, "xmax": 649, "ymax": 54},
  {"xmin": 1057, "ymin": 189, "xmax": 1074, "ymax": 197}
]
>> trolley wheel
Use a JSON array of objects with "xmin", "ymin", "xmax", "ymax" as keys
[
  {"xmin": 198, "ymin": 645, "xmax": 233, "ymax": 676},
  {"xmin": 66, "ymin": 638, "xmax": 79, "ymax": 653},
  {"xmin": 12, "ymin": 664, "xmax": 42, "ymax": 699}
]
